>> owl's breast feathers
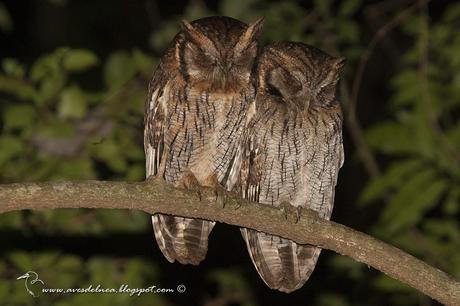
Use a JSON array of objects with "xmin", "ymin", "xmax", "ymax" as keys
[
  {"xmin": 161, "ymin": 80, "xmax": 254, "ymax": 188},
  {"xmin": 247, "ymin": 101, "xmax": 343, "ymax": 216}
]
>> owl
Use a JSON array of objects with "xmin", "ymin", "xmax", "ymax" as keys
[
  {"xmin": 239, "ymin": 42, "xmax": 345, "ymax": 292},
  {"xmin": 144, "ymin": 16, "xmax": 264, "ymax": 265}
]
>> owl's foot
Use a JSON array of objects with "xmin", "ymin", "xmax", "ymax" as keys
[
  {"xmin": 294, "ymin": 206, "xmax": 302, "ymax": 224},
  {"xmin": 203, "ymin": 174, "xmax": 228, "ymax": 208},
  {"xmin": 178, "ymin": 172, "xmax": 203, "ymax": 201},
  {"xmin": 234, "ymin": 195, "xmax": 243, "ymax": 210},
  {"xmin": 280, "ymin": 201, "xmax": 301, "ymax": 223},
  {"xmin": 212, "ymin": 185, "xmax": 228, "ymax": 209}
]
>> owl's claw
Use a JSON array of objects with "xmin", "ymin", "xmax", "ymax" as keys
[
  {"xmin": 213, "ymin": 185, "xmax": 227, "ymax": 209},
  {"xmin": 178, "ymin": 172, "xmax": 203, "ymax": 201},
  {"xmin": 295, "ymin": 206, "xmax": 302, "ymax": 224},
  {"xmin": 189, "ymin": 184, "xmax": 202, "ymax": 201},
  {"xmin": 281, "ymin": 201, "xmax": 290, "ymax": 220},
  {"xmin": 234, "ymin": 201, "xmax": 242, "ymax": 210},
  {"xmin": 280, "ymin": 201, "xmax": 299, "ymax": 222}
]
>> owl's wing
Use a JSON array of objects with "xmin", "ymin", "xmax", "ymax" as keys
[
  {"xmin": 241, "ymin": 230, "xmax": 322, "ymax": 293},
  {"xmin": 145, "ymin": 63, "xmax": 214, "ymax": 266},
  {"xmin": 240, "ymin": 113, "xmax": 334, "ymax": 293},
  {"xmin": 144, "ymin": 65, "xmax": 167, "ymax": 178},
  {"xmin": 240, "ymin": 132, "xmax": 262, "ymax": 202}
]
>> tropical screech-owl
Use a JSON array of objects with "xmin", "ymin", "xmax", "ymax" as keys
[
  {"xmin": 144, "ymin": 16, "xmax": 264, "ymax": 265},
  {"xmin": 239, "ymin": 42, "xmax": 345, "ymax": 292}
]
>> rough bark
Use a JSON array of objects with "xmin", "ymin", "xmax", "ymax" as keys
[{"xmin": 0, "ymin": 178, "xmax": 459, "ymax": 305}]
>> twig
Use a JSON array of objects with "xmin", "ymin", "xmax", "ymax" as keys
[{"xmin": 0, "ymin": 178, "xmax": 459, "ymax": 305}]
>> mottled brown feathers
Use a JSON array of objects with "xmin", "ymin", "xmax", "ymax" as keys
[
  {"xmin": 144, "ymin": 16, "xmax": 263, "ymax": 265},
  {"xmin": 144, "ymin": 17, "xmax": 345, "ymax": 293},
  {"xmin": 239, "ymin": 42, "xmax": 345, "ymax": 292}
]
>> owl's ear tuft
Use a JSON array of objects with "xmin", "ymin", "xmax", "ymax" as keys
[
  {"xmin": 234, "ymin": 17, "xmax": 265, "ymax": 54},
  {"xmin": 317, "ymin": 57, "xmax": 346, "ymax": 105},
  {"xmin": 180, "ymin": 20, "xmax": 194, "ymax": 34},
  {"xmin": 246, "ymin": 16, "xmax": 265, "ymax": 39},
  {"xmin": 180, "ymin": 20, "xmax": 219, "ymax": 57},
  {"xmin": 322, "ymin": 57, "xmax": 346, "ymax": 88},
  {"xmin": 332, "ymin": 57, "xmax": 346, "ymax": 75}
]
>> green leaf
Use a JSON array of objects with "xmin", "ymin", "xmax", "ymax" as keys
[
  {"xmin": 8, "ymin": 251, "xmax": 34, "ymax": 270},
  {"xmin": 424, "ymin": 218, "xmax": 460, "ymax": 242},
  {"xmin": 0, "ymin": 211, "xmax": 22, "ymax": 228},
  {"xmin": 58, "ymin": 86, "xmax": 87, "ymax": 119},
  {"xmin": 132, "ymin": 49, "xmax": 156, "ymax": 74},
  {"xmin": 359, "ymin": 159, "xmax": 423, "ymax": 204},
  {"xmin": 126, "ymin": 165, "xmax": 145, "ymax": 181},
  {"xmin": 390, "ymin": 70, "xmax": 420, "ymax": 106},
  {"xmin": 207, "ymin": 268, "xmax": 249, "ymax": 291},
  {"xmin": 0, "ymin": 75, "xmax": 39, "ymax": 101},
  {"xmin": 339, "ymin": 0, "xmax": 362, "ymax": 16},
  {"xmin": 380, "ymin": 171, "xmax": 447, "ymax": 234},
  {"xmin": 2, "ymin": 58, "xmax": 24, "ymax": 78},
  {"xmin": 0, "ymin": 136, "xmax": 23, "ymax": 167},
  {"xmin": 444, "ymin": 3, "xmax": 460, "ymax": 22},
  {"xmin": 366, "ymin": 122, "xmax": 416, "ymax": 154},
  {"xmin": 53, "ymin": 159, "xmax": 95, "ymax": 180},
  {"xmin": 63, "ymin": 49, "xmax": 99, "ymax": 72},
  {"xmin": 374, "ymin": 275, "xmax": 413, "ymax": 293},
  {"xmin": 97, "ymin": 210, "xmax": 147, "ymax": 232},
  {"xmin": 3, "ymin": 104, "xmax": 36, "ymax": 130},
  {"xmin": 337, "ymin": 19, "xmax": 360, "ymax": 43},
  {"xmin": 443, "ymin": 187, "xmax": 460, "ymax": 215},
  {"xmin": 104, "ymin": 51, "xmax": 136, "ymax": 89},
  {"xmin": 329, "ymin": 256, "xmax": 363, "ymax": 280},
  {"xmin": 30, "ymin": 47, "xmax": 68, "ymax": 82},
  {"xmin": 92, "ymin": 138, "xmax": 127, "ymax": 173},
  {"xmin": 37, "ymin": 119, "xmax": 75, "ymax": 138},
  {"xmin": 38, "ymin": 73, "xmax": 66, "ymax": 103}
]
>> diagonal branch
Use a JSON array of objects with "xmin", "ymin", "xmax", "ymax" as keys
[{"xmin": 0, "ymin": 178, "xmax": 459, "ymax": 305}]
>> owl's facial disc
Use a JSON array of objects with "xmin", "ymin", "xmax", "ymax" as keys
[
  {"xmin": 180, "ymin": 17, "xmax": 264, "ymax": 91},
  {"xmin": 266, "ymin": 66, "xmax": 309, "ymax": 109}
]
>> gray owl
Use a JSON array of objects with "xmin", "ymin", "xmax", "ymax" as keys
[
  {"xmin": 144, "ymin": 16, "xmax": 264, "ymax": 265},
  {"xmin": 239, "ymin": 42, "xmax": 345, "ymax": 292}
]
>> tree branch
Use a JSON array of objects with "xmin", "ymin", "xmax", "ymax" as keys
[{"xmin": 0, "ymin": 178, "xmax": 459, "ymax": 305}]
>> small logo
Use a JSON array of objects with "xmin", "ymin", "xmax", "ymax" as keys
[
  {"xmin": 176, "ymin": 284, "xmax": 186, "ymax": 293},
  {"xmin": 17, "ymin": 271, "xmax": 44, "ymax": 297}
]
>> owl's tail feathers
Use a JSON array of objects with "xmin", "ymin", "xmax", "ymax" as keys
[
  {"xmin": 152, "ymin": 214, "xmax": 215, "ymax": 265},
  {"xmin": 241, "ymin": 228, "xmax": 321, "ymax": 293}
]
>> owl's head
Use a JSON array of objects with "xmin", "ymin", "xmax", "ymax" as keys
[
  {"xmin": 257, "ymin": 42, "xmax": 345, "ymax": 110},
  {"xmin": 178, "ymin": 16, "xmax": 264, "ymax": 91}
]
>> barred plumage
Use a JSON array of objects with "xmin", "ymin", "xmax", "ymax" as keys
[
  {"xmin": 240, "ymin": 42, "xmax": 345, "ymax": 292},
  {"xmin": 144, "ymin": 16, "xmax": 264, "ymax": 265}
]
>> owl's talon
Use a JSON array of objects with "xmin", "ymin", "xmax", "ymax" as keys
[
  {"xmin": 280, "ymin": 201, "xmax": 298, "ymax": 222},
  {"xmin": 178, "ymin": 171, "xmax": 203, "ymax": 201},
  {"xmin": 234, "ymin": 201, "xmax": 242, "ymax": 210},
  {"xmin": 214, "ymin": 186, "xmax": 227, "ymax": 209},
  {"xmin": 295, "ymin": 206, "xmax": 302, "ymax": 224},
  {"xmin": 281, "ymin": 202, "xmax": 289, "ymax": 220}
]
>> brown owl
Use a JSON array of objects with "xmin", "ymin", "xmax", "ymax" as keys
[
  {"xmin": 144, "ymin": 16, "xmax": 264, "ymax": 265},
  {"xmin": 239, "ymin": 42, "xmax": 345, "ymax": 292}
]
